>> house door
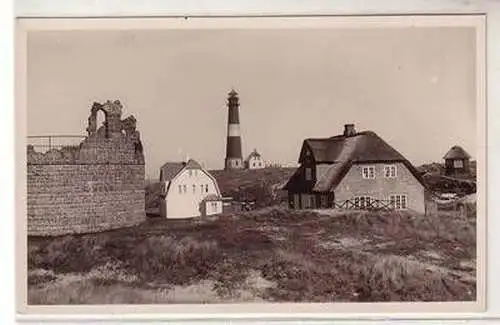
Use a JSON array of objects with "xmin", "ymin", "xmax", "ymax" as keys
[
  {"xmin": 293, "ymin": 194, "xmax": 300, "ymax": 209},
  {"xmin": 300, "ymin": 194, "xmax": 315, "ymax": 209},
  {"xmin": 319, "ymin": 194, "xmax": 328, "ymax": 208}
]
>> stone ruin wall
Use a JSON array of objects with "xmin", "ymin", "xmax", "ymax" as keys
[{"xmin": 27, "ymin": 100, "xmax": 146, "ymax": 236}]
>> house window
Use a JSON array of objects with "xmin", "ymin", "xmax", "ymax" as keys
[
  {"xmin": 178, "ymin": 185, "xmax": 183, "ymax": 194},
  {"xmin": 188, "ymin": 170, "xmax": 192, "ymax": 177},
  {"xmin": 183, "ymin": 185, "xmax": 187, "ymax": 193},
  {"xmin": 305, "ymin": 167, "xmax": 313, "ymax": 181},
  {"xmin": 253, "ymin": 162, "xmax": 256, "ymax": 167},
  {"xmin": 362, "ymin": 166, "xmax": 375, "ymax": 179},
  {"xmin": 354, "ymin": 196, "xmax": 372, "ymax": 209},
  {"xmin": 205, "ymin": 184, "xmax": 209, "ymax": 193},
  {"xmin": 389, "ymin": 194, "xmax": 408, "ymax": 210},
  {"xmin": 192, "ymin": 184, "xmax": 196, "ymax": 193},
  {"xmin": 454, "ymin": 160, "xmax": 464, "ymax": 168},
  {"xmin": 384, "ymin": 165, "xmax": 397, "ymax": 178}
]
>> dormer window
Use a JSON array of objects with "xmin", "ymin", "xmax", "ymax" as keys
[
  {"xmin": 384, "ymin": 165, "xmax": 397, "ymax": 178},
  {"xmin": 454, "ymin": 160, "xmax": 464, "ymax": 168},
  {"xmin": 362, "ymin": 166, "xmax": 375, "ymax": 179}
]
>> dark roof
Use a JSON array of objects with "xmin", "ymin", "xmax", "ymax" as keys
[
  {"xmin": 286, "ymin": 130, "xmax": 426, "ymax": 192},
  {"xmin": 203, "ymin": 194, "xmax": 222, "ymax": 202},
  {"xmin": 159, "ymin": 162, "xmax": 184, "ymax": 182},
  {"xmin": 245, "ymin": 149, "xmax": 262, "ymax": 162},
  {"xmin": 443, "ymin": 146, "xmax": 471, "ymax": 160},
  {"xmin": 184, "ymin": 159, "xmax": 203, "ymax": 169},
  {"xmin": 313, "ymin": 162, "xmax": 352, "ymax": 192},
  {"xmin": 159, "ymin": 159, "xmax": 203, "ymax": 182}
]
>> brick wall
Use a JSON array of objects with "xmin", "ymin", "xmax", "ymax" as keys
[
  {"xmin": 27, "ymin": 164, "xmax": 145, "ymax": 236},
  {"xmin": 27, "ymin": 100, "xmax": 146, "ymax": 236}
]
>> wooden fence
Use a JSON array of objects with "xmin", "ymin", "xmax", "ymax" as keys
[{"xmin": 332, "ymin": 198, "xmax": 395, "ymax": 211}]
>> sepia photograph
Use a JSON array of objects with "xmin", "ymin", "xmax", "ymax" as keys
[{"xmin": 15, "ymin": 15, "xmax": 486, "ymax": 315}]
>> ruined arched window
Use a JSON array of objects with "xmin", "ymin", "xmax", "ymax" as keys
[
  {"xmin": 87, "ymin": 102, "xmax": 109, "ymax": 138},
  {"xmin": 96, "ymin": 109, "xmax": 107, "ymax": 136}
]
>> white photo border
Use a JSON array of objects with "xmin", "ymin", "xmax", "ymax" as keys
[{"xmin": 9, "ymin": 0, "xmax": 500, "ymax": 322}]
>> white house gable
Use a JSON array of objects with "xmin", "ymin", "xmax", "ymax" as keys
[
  {"xmin": 245, "ymin": 149, "xmax": 265, "ymax": 170},
  {"xmin": 248, "ymin": 155, "xmax": 265, "ymax": 169}
]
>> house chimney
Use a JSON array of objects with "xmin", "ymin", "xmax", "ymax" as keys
[{"xmin": 343, "ymin": 124, "xmax": 356, "ymax": 137}]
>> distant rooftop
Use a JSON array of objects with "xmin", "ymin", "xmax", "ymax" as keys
[
  {"xmin": 443, "ymin": 146, "xmax": 471, "ymax": 160},
  {"xmin": 159, "ymin": 158, "xmax": 203, "ymax": 182}
]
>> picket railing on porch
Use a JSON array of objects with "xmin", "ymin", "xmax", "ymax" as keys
[{"xmin": 332, "ymin": 199, "xmax": 395, "ymax": 210}]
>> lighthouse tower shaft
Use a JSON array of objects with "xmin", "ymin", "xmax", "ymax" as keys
[{"xmin": 224, "ymin": 90, "xmax": 244, "ymax": 170}]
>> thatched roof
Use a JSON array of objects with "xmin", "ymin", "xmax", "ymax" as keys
[
  {"xmin": 285, "ymin": 130, "xmax": 426, "ymax": 192},
  {"xmin": 443, "ymin": 146, "xmax": 471, "ymax": 160},
  {"xmin": 299, "ymin": 131, "xmax": 408, "ymax": 164}
]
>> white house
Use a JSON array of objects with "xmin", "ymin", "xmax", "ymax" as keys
[
  {"xmin": 245, "ymin": 149, "xmax": 266, "ymax": 170},
  {"xmin": 159, "ymin": 159, "xmax": 223, "ymax": 219}
]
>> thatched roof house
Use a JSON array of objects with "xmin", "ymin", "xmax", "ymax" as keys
[
  {"xmin": 443, "ymin": 145, "xmax": 472, "ymax": 176},
  {"xmin": 284, "ymin": 124, "xmax": 428, "ymax": 213}
]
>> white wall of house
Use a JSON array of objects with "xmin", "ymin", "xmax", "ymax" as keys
[
  {"xmin": 162, "ymin": 168, "xmax": 222, "ymax": 219},
  {"xmin": 247, "ymin": 156, "xmax": 265, "ymax": 169},
  {"xmin": 334, "ymin": 162, "xmax": 426, "ymax": 214}
]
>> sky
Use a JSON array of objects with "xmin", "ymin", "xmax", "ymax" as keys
[{"xmin": 27, "ymin": 27, "xmax": 477, "ymax": 178}]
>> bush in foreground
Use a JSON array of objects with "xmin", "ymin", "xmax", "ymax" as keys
[{"xmin": 28, "ymin": 206, "xmax": 476, "ymax": 303}]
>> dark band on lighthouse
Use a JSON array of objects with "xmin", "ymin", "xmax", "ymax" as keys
[{"xmin": 224, "ymin": 89, "xmax": 244, "ymax": 170}]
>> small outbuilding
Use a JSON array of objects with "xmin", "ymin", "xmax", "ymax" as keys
[
  {"xmin": 245, "ymin": 149, "xmax": 265, "ymax": 169},
  {"xmin": 443, "ymin": 145, "xmax": 471, "ymax": 177}
]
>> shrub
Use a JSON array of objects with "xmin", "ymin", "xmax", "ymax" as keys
[
  {"xmin": 122, "ymin": 236, "xmax": 220, "ymax": 285},
  {"xmin": 353, "ymin": 254, "xmax": 475, "ymax": 302},
  {"xmin": 28, "ymin": 271, "xmax": 57, "ymax": 287},
  {"xmin": 29, "ymin": 235, "xmax": 107, "ymax": 273}
]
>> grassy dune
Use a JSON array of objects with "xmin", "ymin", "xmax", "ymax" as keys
[{"xmin": 28, "ymin": 204, "xmax": 476, "ymax": 304}]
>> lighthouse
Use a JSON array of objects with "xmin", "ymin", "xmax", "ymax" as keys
[{"xmin": 224, "ymin": 89, "xmax": 244, "ymax": 170}]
